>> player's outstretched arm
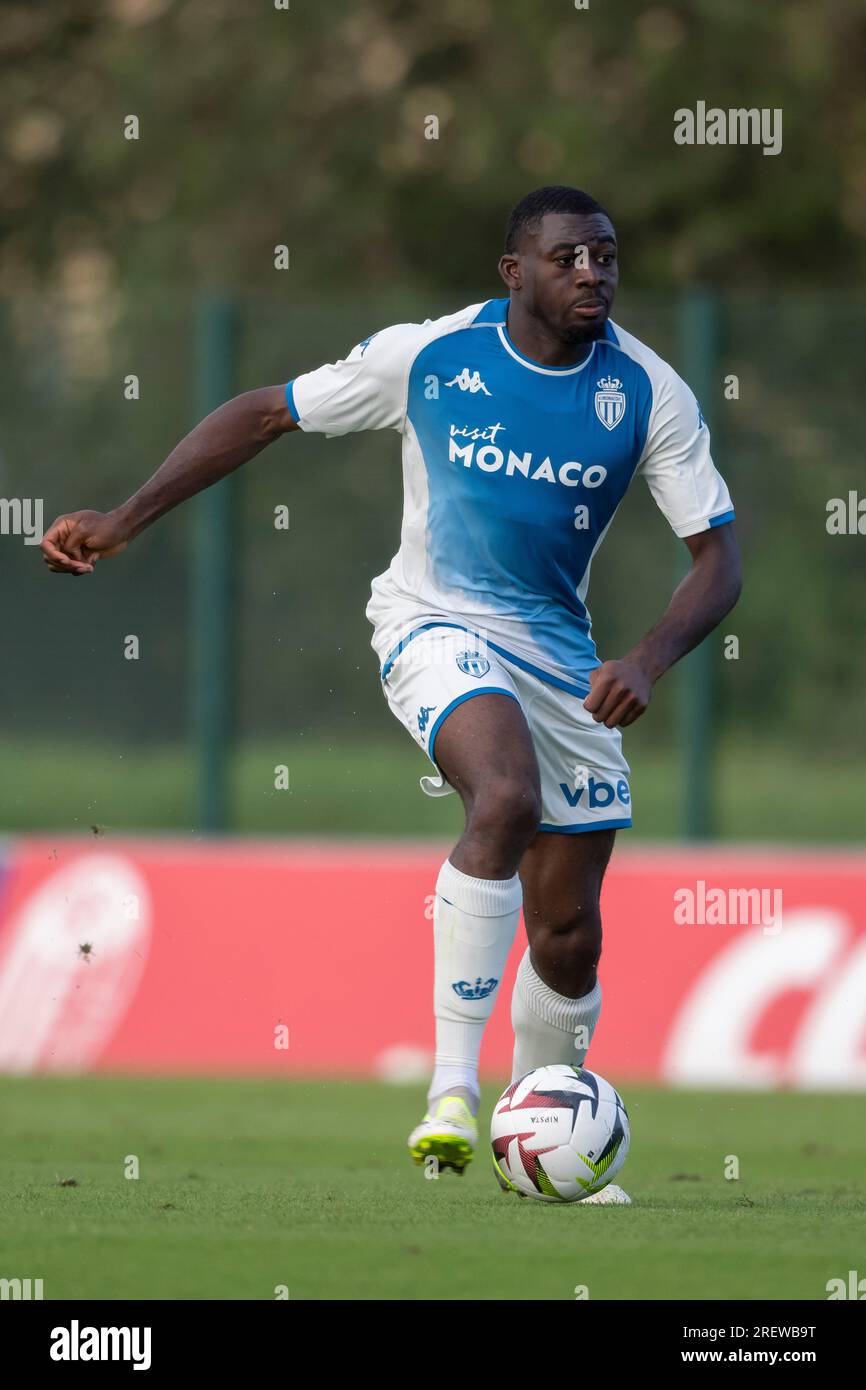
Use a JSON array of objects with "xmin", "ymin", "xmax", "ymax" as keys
[
  {"xmin": 584, "ymin": 522, "xmax": 742, "ymax": 729},
  {"xmin": 40, "ymin": 385, "xmax": 298, "ymax": 575}
]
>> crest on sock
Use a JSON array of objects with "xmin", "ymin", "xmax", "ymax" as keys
[{"xmin": 451, "ymin": 976, "xmax": 499, "ymax": 1000}]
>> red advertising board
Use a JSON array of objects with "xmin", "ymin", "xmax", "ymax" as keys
[{"xmin": 0, "ymin": 838, "xmax": 863, "ymax": 1087}]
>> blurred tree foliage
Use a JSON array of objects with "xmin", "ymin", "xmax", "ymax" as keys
[
  {"xmin": 2, "ymin": 0, "xmax": 866, "ymax": 297},
  {"xmin": 1, "ymin": 0, "xmax": 864, "ymax": 779}
]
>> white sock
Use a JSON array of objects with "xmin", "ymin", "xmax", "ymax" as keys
[
  {"xmin": 428, "ymin": 857, "xmax": 523, "ymax": 1112},
  {"xmin": 511, "ymin": 947, "xmax": 602, "ymax": 1081}
]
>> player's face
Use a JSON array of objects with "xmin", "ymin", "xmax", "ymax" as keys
[{"xmin": 502, "ymin": 212, "xmax": 619, "ymax": 344}]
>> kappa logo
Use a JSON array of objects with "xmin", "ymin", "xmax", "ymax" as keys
[
  {"xmin": 445, "ymin": 368, "xmax": 492, "ymax": 396},
  {"xmin": 456, "ymin": 650, "xmax": 490, "ymax": 678},
  {"xmin": 594, "ymin": 375, "xmax": 626, "ymax": 431},
  {"xmin": 417, "ymin": 704, "xmax": 437, "ymax": 735}
]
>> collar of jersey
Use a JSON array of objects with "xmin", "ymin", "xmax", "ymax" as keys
[{"xmin": 496, "ymin": 319, "xmax": 598, "ymax": 377}]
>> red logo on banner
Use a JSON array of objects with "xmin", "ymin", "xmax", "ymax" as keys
[{"xmin": 0, "ymin": 852, "xmax": 150, "ymax": 1072}]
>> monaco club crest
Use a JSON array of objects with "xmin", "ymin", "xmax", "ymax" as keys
[
  {"xmin": 594, "ymin": 375, "xmax": 626, "ymax": 431},
  {"xmin": 456, "ymin": 650, "xmax": 490, "ymax": 678}
]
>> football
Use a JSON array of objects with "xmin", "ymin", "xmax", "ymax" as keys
[{"xmin": 491, "ymin": 1064, "xmax": 630, "ymax": 1201}]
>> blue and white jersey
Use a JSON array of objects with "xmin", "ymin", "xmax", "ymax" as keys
[{"xmin": 285, "ymin": 297, "xmax": 734, "ymax": 691}]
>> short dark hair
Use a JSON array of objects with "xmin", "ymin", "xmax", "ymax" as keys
[{"xmin": 504, "ymin": 185, "xmax": 611, "ymax": 252}]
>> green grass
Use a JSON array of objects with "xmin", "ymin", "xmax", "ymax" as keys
[
  {"xmin": 0, "ymin": 736, "xmax": 863, "ymax": 840},
  {"xmin": 1, "ymin": 1076, "xmax": 863, "ymax": 1300}
]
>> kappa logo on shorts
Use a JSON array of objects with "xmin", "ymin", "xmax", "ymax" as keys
[
  {"xmin": 456, "ymin": 650, "xmax": 490, "ymax": 678},
  {"xmin": 559, "ymin": 774, "xmax": 631, "ymax": 809},
  {"xmin": 417, "ymin": 704, "xmax": 437, "ymax": 735}
]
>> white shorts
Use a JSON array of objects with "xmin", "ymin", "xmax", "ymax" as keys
[{"xmin": 374, "ymin": 620, "xmax": 632, "ymax": 834}]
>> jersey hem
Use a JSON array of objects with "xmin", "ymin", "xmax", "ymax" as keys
[
  {"xmin": 284, "ymin": 380, "xmax": 300, "ymax": 423},
  {"xmin": 673, "ymin": 507, "xmax": 736, "ymax": 539}
]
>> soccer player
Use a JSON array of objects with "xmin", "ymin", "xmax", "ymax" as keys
[{"xmin": 41, "ymin": 186, "xmax": 741, "ymax": 1203}]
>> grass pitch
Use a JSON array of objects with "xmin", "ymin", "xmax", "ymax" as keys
[{"xmin": 1, "ymin": 1076, "xmax": 863, "ymax": 1301}]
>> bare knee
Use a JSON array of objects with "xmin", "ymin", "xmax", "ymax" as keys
[
  {"xmin": 450, "ymin": 775, "xmax": 542, "ymax": 878},
  {"xmin": 528, "ymin": 906, "xmax": 602, "ymax": 997},
  {"xmin": 467, "ymin": 775, "xmax": 542, "ymax": 849}
]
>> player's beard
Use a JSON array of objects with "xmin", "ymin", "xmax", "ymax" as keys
[{"xmin": 559, "ymin": 315, "xmax": 609, "ymax": 347}]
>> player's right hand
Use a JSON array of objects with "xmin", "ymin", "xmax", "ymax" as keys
[{"xmin": 40, "ymin": 509, "xmax": 130, "ymax": 575}]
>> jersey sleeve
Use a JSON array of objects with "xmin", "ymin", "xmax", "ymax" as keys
[
  {"xmin": 284, "ymin": 321, "xmax": 427, "ymax": 437},
  {"xmin": 637, "ymin": 368, "xmax": 735, "ymax": 537}
]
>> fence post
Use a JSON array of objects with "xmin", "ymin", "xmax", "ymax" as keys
[
  {"xmin": 191, "ymin": 293, "xmax": 238, "ymax": 832},
  {"xmin": 676, "ymin": 287, "xmax": 721, "ymax": 840}
]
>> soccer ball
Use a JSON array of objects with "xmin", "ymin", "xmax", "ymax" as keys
[{"xmin": 491, "ymin": 1064, "xmax": 629, "ymax": 1202}]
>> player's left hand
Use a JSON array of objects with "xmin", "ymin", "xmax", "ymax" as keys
[{"xmin": 584, "ymin": 659, "xmax": 653, "ymax": 728}]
